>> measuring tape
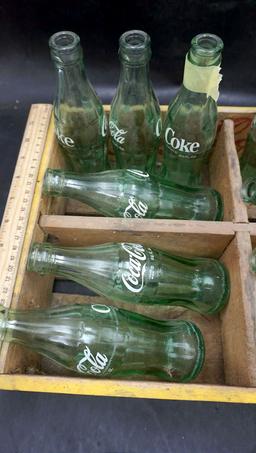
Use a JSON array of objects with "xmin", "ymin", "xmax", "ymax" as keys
[{"xmin": 0, "ymin": 104, "xmax": 52, "ymax": 308}]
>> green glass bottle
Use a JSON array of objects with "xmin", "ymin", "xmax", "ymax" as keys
[
  {"xmin": 49, "ymin": 31, "xmax": 108, "ymax": 173},
  {"xmin": 240, "ymin": 116, "xmax": 256, "ymax": 203},
  {"xmin": 250, "ymin": 248, "xmax": 256, "ymax": 273},
  {"xmin": 240, "ymin": 116, "xmax": 256, "ymax": 181},
  {"xmin": 161, "ymin": 33, "xmax": 224, "ymax": 187},
  {"xmin": 27, "ymin": 242, "xmax": 230, "ymax": 314},
  {"xmin": 43, "ymin": 168, "xmax": 223, "ymax": 220},
  {"xmin": 110, "ymin": 30, "xmax": 161, "ymax": 170},
  {"xmin": 241, "ymin": 177, "xmax": 256, "ymax": 204},
  {"xmin": 0, "ymin": 303, "xmax": 204, "ymax": 382}
]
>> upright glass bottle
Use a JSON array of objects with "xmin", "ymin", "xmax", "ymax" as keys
[
  {"xmin": 240, "ymin": 116, "xmax": 256, "ymax": 203},
  {"xmin": 110, "ymin": 30, "xmax": 161, "ymax": 170},
  {"xmin": 49, "ymin": 31, "xmax": 108, "ymax": 173},
  {"xmin": 27, "ymin": 242, "xmax": 230, "ymax": 314},
  {"xmin": 43, "ymin": 168, "xmax": 224, "ymax": 221},
  {"xmin": 240, "ymin": 116, "xmax": 256, "ymax": 181},
  {"xmin": 0, "ymin": 303, "xmax": 204, "ymax": 382},
  {"xmin": 161, "ymin": 33, "xmax": 224, "ymax": 187}
]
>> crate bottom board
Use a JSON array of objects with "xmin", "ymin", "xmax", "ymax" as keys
[{"xmin": 0, "ymin": 374, "xmax": 256, "ymax": 404}]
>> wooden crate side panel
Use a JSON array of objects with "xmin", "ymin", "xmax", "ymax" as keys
[
  {"xmin": 220, "ymin": 232, "xmax": 256, "ymax": 386},
  {"xmin": 209, "ymin": 120, "xmax": 248, "ymax": 223},
  {"xmin": 39, "ymin": 216, "xmax": 234, "ymax": 258}
]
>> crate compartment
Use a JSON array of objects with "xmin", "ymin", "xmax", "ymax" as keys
[
  {"xmin": 1, "ymin": 104, "xmax": 256, "ymax": 403},
  {"xmin": 225, "ymin": 108, "xmax": 256, "ymax": 221}
]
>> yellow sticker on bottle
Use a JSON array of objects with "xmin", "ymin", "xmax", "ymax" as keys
[{"xmin": 183, "ymin": 54, "xmax": 222, "ymax": 102}]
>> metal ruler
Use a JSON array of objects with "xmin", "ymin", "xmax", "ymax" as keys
[{"xmin": 0, "ymin": 104, "xmax": 52, "ymax": 308}]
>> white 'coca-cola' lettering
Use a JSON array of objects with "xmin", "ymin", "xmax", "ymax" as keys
[
  {"xmin": 56, "ymin": 127, "xmax": 75, "ymax": 148},
  {"xmin": 121, "ymin": 243, "xmax": 149, "ymax": 293},
  {"xmin": 124, "ymin": 196, "xmax": 148, "ymax": 219},
  {"xmin": 109, "ymin": 121, "xmax": 127, "ymax": 144},
  {"xmin": 77, "ymin": 345, "xmax": 109, "ymax": 375},
  {"xmin": 101, "ymin": 114, "xmax": 107, "ymax": 137},
  {"xmin": 165, "ymin": 127, "xmax": 200, "ymax": 154},
  {"xmin": 156, "ymin": 118, "xmax": 162, "ymax": 137},
  {"xmin": 127, "ymin": 169, "xmax": 149, "ymax": 178}
]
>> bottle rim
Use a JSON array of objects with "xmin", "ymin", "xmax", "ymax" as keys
[
  {"xmin": 241, "ymin": 177, "xmax": 256, "ymax": 204},
  {"xmin": 49, "ymin": 31, "xmax": 80, "ymax": 52},
  {"xmin": 191, "ymin": 33, "xmax": 224, "ymax": 57},
  {"xmin": 119, "ymin": 30, "xmax": 150, "ymax": 52}
]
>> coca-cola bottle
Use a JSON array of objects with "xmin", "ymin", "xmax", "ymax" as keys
[
  {"xmin": 160, "ymin": 33, "xmax": 224, "ymax": 187},
  {"xmin": 49, "ymin": 31, "xmax": 108, "ymax": 173},
  {"xmin": 0, "ymin": 303, "xmax": 204, "ymax": 382},
  {"xmin": 27, "ymin": 242, "xmax": 230, "ymax": 314},
  {"xmin": 240, "ymin": 116, "xmax": 256, "ymax": 204},
  {"xmin": 240, "ymin": 115, "xmax": 256, "ymax": 182},
  {"xmin": 43, "ymin": 168, "xmax": 223, "ymax": 221},
  {"xmin": 109, "ymin": 30, "xmax": 161, "ymax": 170}
]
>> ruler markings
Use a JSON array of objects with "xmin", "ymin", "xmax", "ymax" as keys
[{"xmin": 0, "ymin": 104, "xmax": 52, "ymax": 308}]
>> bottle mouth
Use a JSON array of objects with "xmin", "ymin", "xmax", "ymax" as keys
[
  {"xmin": 191, "ymin": 33, "xmax": 224, "ymax": 57},
  {"xmin": 241, "ymin": 178, "xmax": 256, "ymax": 204},
  {"xmin": 49, "ymin": 31, "xmax": 82, "ymax": 66},
  {"xmin": 27, "ymin": 243, "xmax": 55, "ymax": 274},
  {"xmin": 49, "ymin": 31, "xmax": 80, "ymax": 52},
  {"xmin": 43, "ymin": 169, "xmax": 65, "ymax": 196},
  {"xmin": 119, "ymin": 30, "xmax": 151, "ymax": 64},
  {"xmin": 120, "ymin": 30, "xmax": 150, "ymax": 50}
]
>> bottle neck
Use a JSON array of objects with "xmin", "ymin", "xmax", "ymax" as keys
[
  {"xmin": 188, "ymin": 48, "xmax": 221, "ymax": 67},
  {"xmin": 43, "ymin": 169, "xmax": 105, "ymax": 199},
  {"xmin": 27, "ymin": 243, "xmax": 85, "ymax": 277},
  {"xmin": 117, "ymin": 62, "xmax": 151, "ymax": 101},
  {"xmin": 0, "ymin": 307, "xmax": 38, "ymax": 346}
]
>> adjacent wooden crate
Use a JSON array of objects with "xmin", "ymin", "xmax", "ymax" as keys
[{"xmin": 1, "ymin": 104, "xmax": 256, "ymax": 403}]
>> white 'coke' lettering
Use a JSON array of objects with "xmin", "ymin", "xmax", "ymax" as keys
[
  {"xmin": 56, "ymin": 127, "xmax": 75, "ymax": 148},
  {"xmin": 77, "ymin": 345, "xmax": 109, "ymax": 375},
  {"xmin": 109, "ymin": 121, "xmax": 127, "ymax": 144},
  {"xmin": 165, "ymin": 127, "xmax": 200, "ymax": 154},
  {"xmin": 124, "ymin": 196, "xmax": 148, "ymax": 219},
  {"xmin": 121, "ymin": 243, "xmax": 149, "ymax": 293}
]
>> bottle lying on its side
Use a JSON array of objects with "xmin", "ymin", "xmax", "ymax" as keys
[
  {"xmin": 27, "ymin": 242, "xmax": 230, "ymax": 314},
  {"xmin": 0, "ymin": 303, "xmax": 204, "ymax": 382},
  {"xmin": 43, "ymin": 168, "xmax": 224, "ymax": 221}
]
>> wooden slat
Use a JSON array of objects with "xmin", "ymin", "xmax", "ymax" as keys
[
  {"xmin": 0, "ymin": 374, "xmax": 256, "ymax": 404},
  {"xmin": 209, "ymin": 119, "xmax": 248, "ymax": 223},
  {"xmin": 220, "ymin": 232, "xmax": 256, "ymax": 386},
  {"xmin": 39, "ymin": 216, "xmax": 235, "ymax": 258}
]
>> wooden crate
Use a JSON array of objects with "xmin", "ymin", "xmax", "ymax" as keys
[{"xmin": 1, "ymin": 104, "xmax": 256, "ymax": 404}]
